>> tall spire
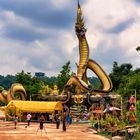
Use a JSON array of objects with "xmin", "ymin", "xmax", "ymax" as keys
[{"xmin": 76, "ymin": 0, "xmax": 85, "ymax": 28}]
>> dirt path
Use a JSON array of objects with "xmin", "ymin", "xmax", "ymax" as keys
[{"xmin": 0, "ymin": 121, "xmax": 110, "ymax": 140}]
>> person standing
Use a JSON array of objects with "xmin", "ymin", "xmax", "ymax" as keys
[
  {"xmin": 49, "ymin": 114, "xmax": 52, "ymax": 123},
  {"xmin": 62, "ymin": 112, "xmax": 66, "ymax": 131},
  {"xmin": 36, "ymin": 115, "xmax": 47, "ymax": 135},
  {"xmin": 55, "ymin": 114, "xmax": 60, "ymax": 129},
  {"xmin": 39, "ymin": 115, "xmax": 45, "ymax": 130},
  {"xmin": 66, "ymin": 114, "xmax": 72, "ymax": 126},
  {"xmin": 26, "ymin": 113, "xmax": 32, "ymax": 126},
  {"xmin": 13, "ymin": 115, "xmax": 18, "ymax": 129}
]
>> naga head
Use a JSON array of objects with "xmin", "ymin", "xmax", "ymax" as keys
[
  {"xmin": 73, "ymin": 94, "xmax": 85, "ymax": 104},
  {"xmin": 75, "ymin": 0, "xmax": 87, "ymax": 37}
]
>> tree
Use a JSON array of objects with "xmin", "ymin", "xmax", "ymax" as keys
[
  {"xmin": 88, "ymin": 77, "xmax": 102, "ymax": 90},
  {"xmin": 30, "ymin": 77, "xmax": 43, "ymax": 94},
  {"xmin": 37, "ymin": 76, "xmax": 58, "ymax": 89},
  {"xmin": 109, "ymin": 61, "xmax": 122, "ymax": 90},
  {"xmin": 0, "ymin": 86, "xmax": 4, "ymax": 92},
  {"xmin": 0, "ymin": 75, "xmax": 16, "ymax": 90},
  {"xmin": 15, "ymin": 70, "xmax": 32, "ymax": 86},
  {"xmin": 136, "ymin": 46, "xmax": 140, "ymax": 51},
  {"xmin": 0, "ymin": 75, "xmax": 5, "ymax": 87},
  {"xmin": 109, "ymin": 61, "xmax": 133, "ymax": 90},
  {"xmin": 119, "ymin": 74, "xmax": 140, "ymax": 98},
  {"xmin": 57, "ymin": 61, "xmax": 72, "ymax": 92},
  {"xmin": 109, "ymin": 62, "xmax": 140, "ymax": 99},
  {"xmin": 120, "ymin": 64, "xmax": 132, "ymax": 75},
  {"xmin": 15, "ymin": 70, "xmax": 43, "ymax": 100}
]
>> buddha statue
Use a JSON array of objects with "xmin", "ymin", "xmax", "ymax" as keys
[{"xmin": 51, "ymin": 84, "xmax": 59, "ymax": 95}]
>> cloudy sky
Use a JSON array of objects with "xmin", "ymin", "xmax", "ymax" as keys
[{"xmin": 0, "ymin": 0, "xmax": 139, "ymax": 77}]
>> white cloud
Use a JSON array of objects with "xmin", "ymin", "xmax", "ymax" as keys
[
  {"xmin": 82, "ymin": 0, "xmax": 140, "ymax": 73},
  {"xmin": 119, "ymin": 21, "xmax": 140, "ymax": 48},
  {"xmin": 0, "ymin": 0, "xmax": 139, "ymax": 77},
  {"xmin": 84, "ymin": 0, "xmax": 137, "ymax": 29},
  {"xmin": 1, "ymin": 10, "xmax": 29, "ymax": 27}
]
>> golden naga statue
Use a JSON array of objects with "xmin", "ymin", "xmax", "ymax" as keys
[
  {"xmin": 0, "ymin": 83, "xmax": 27, "ymax": 104},
  {"xmin": 62, "ymin": 0, "xmax": 113, "ymax": 100}
]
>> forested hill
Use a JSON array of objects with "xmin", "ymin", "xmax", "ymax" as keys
[
  {"xmin": 0, "ymin": 61, "xmax": 140, "ymax": 100},
  {"xmin": 0, "ymin": 74, "xmax": 100, "ymax": 90}
]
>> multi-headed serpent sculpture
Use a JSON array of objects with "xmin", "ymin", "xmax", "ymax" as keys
[
  {"xmin": 62, "ymin": 1, "xmax": 113, "ymax": 104},
  {"xmin": 0, "ymin": 83, "xmax": 26, "ymax": 105}
]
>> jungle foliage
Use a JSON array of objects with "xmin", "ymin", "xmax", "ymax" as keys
[
  {"xmin": 0, "ymin": 61, "xmax": 139, "ymax": 100},
  {"xmin": 109, "ymin": 61, "xmax": 140, "ymax": 98}
]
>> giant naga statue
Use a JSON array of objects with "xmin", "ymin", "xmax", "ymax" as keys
[
  {"xmin": 0, "ymin": 83, "xmax": 27, "ymax": 105},
  {"xmin": 62, "ymin": 1, "xmax": 113, "ymax": 104}
]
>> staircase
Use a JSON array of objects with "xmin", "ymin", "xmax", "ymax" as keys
[{"xmin": 70, "ymin": 105, "xmax": 88, "ymax": 122}]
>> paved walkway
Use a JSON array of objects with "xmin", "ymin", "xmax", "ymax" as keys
[{"xmin": 0, "ymin": 121, "xmax": 110, "ymax": 140}]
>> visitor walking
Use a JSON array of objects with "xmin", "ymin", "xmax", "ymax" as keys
[
  {"xmin": 39, "ymin": 115, "xmax": 45, "ymax": 130},
  {"xmin": 62, "ymin": 112, "xmax": 66, "ymax": 131},
  {"xmin": 13, "ymin": 115, "xmax": 18, "ymax": 129},
  {"xmin": 66, "ymin": 114, "xmax": 72, "ymax": 126},
  {"xmin": 49, "ymin": 114, "xmax": 52, "ymax": 123},
  {"xmin": 26, "ymin": 113, "xmax": 32, "ymax": 126},
  {"xmin": 36, "ymin": 115, "xmax": 47, "ymax": 135},
  {"xmin": 55, "ymin": 114, "xmax": 60, "ymax": 129}
]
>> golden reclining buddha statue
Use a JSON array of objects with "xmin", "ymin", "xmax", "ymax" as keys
[{"xmin": 62, "ymin": 1, "xmax": 113, "ymax": 103}]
